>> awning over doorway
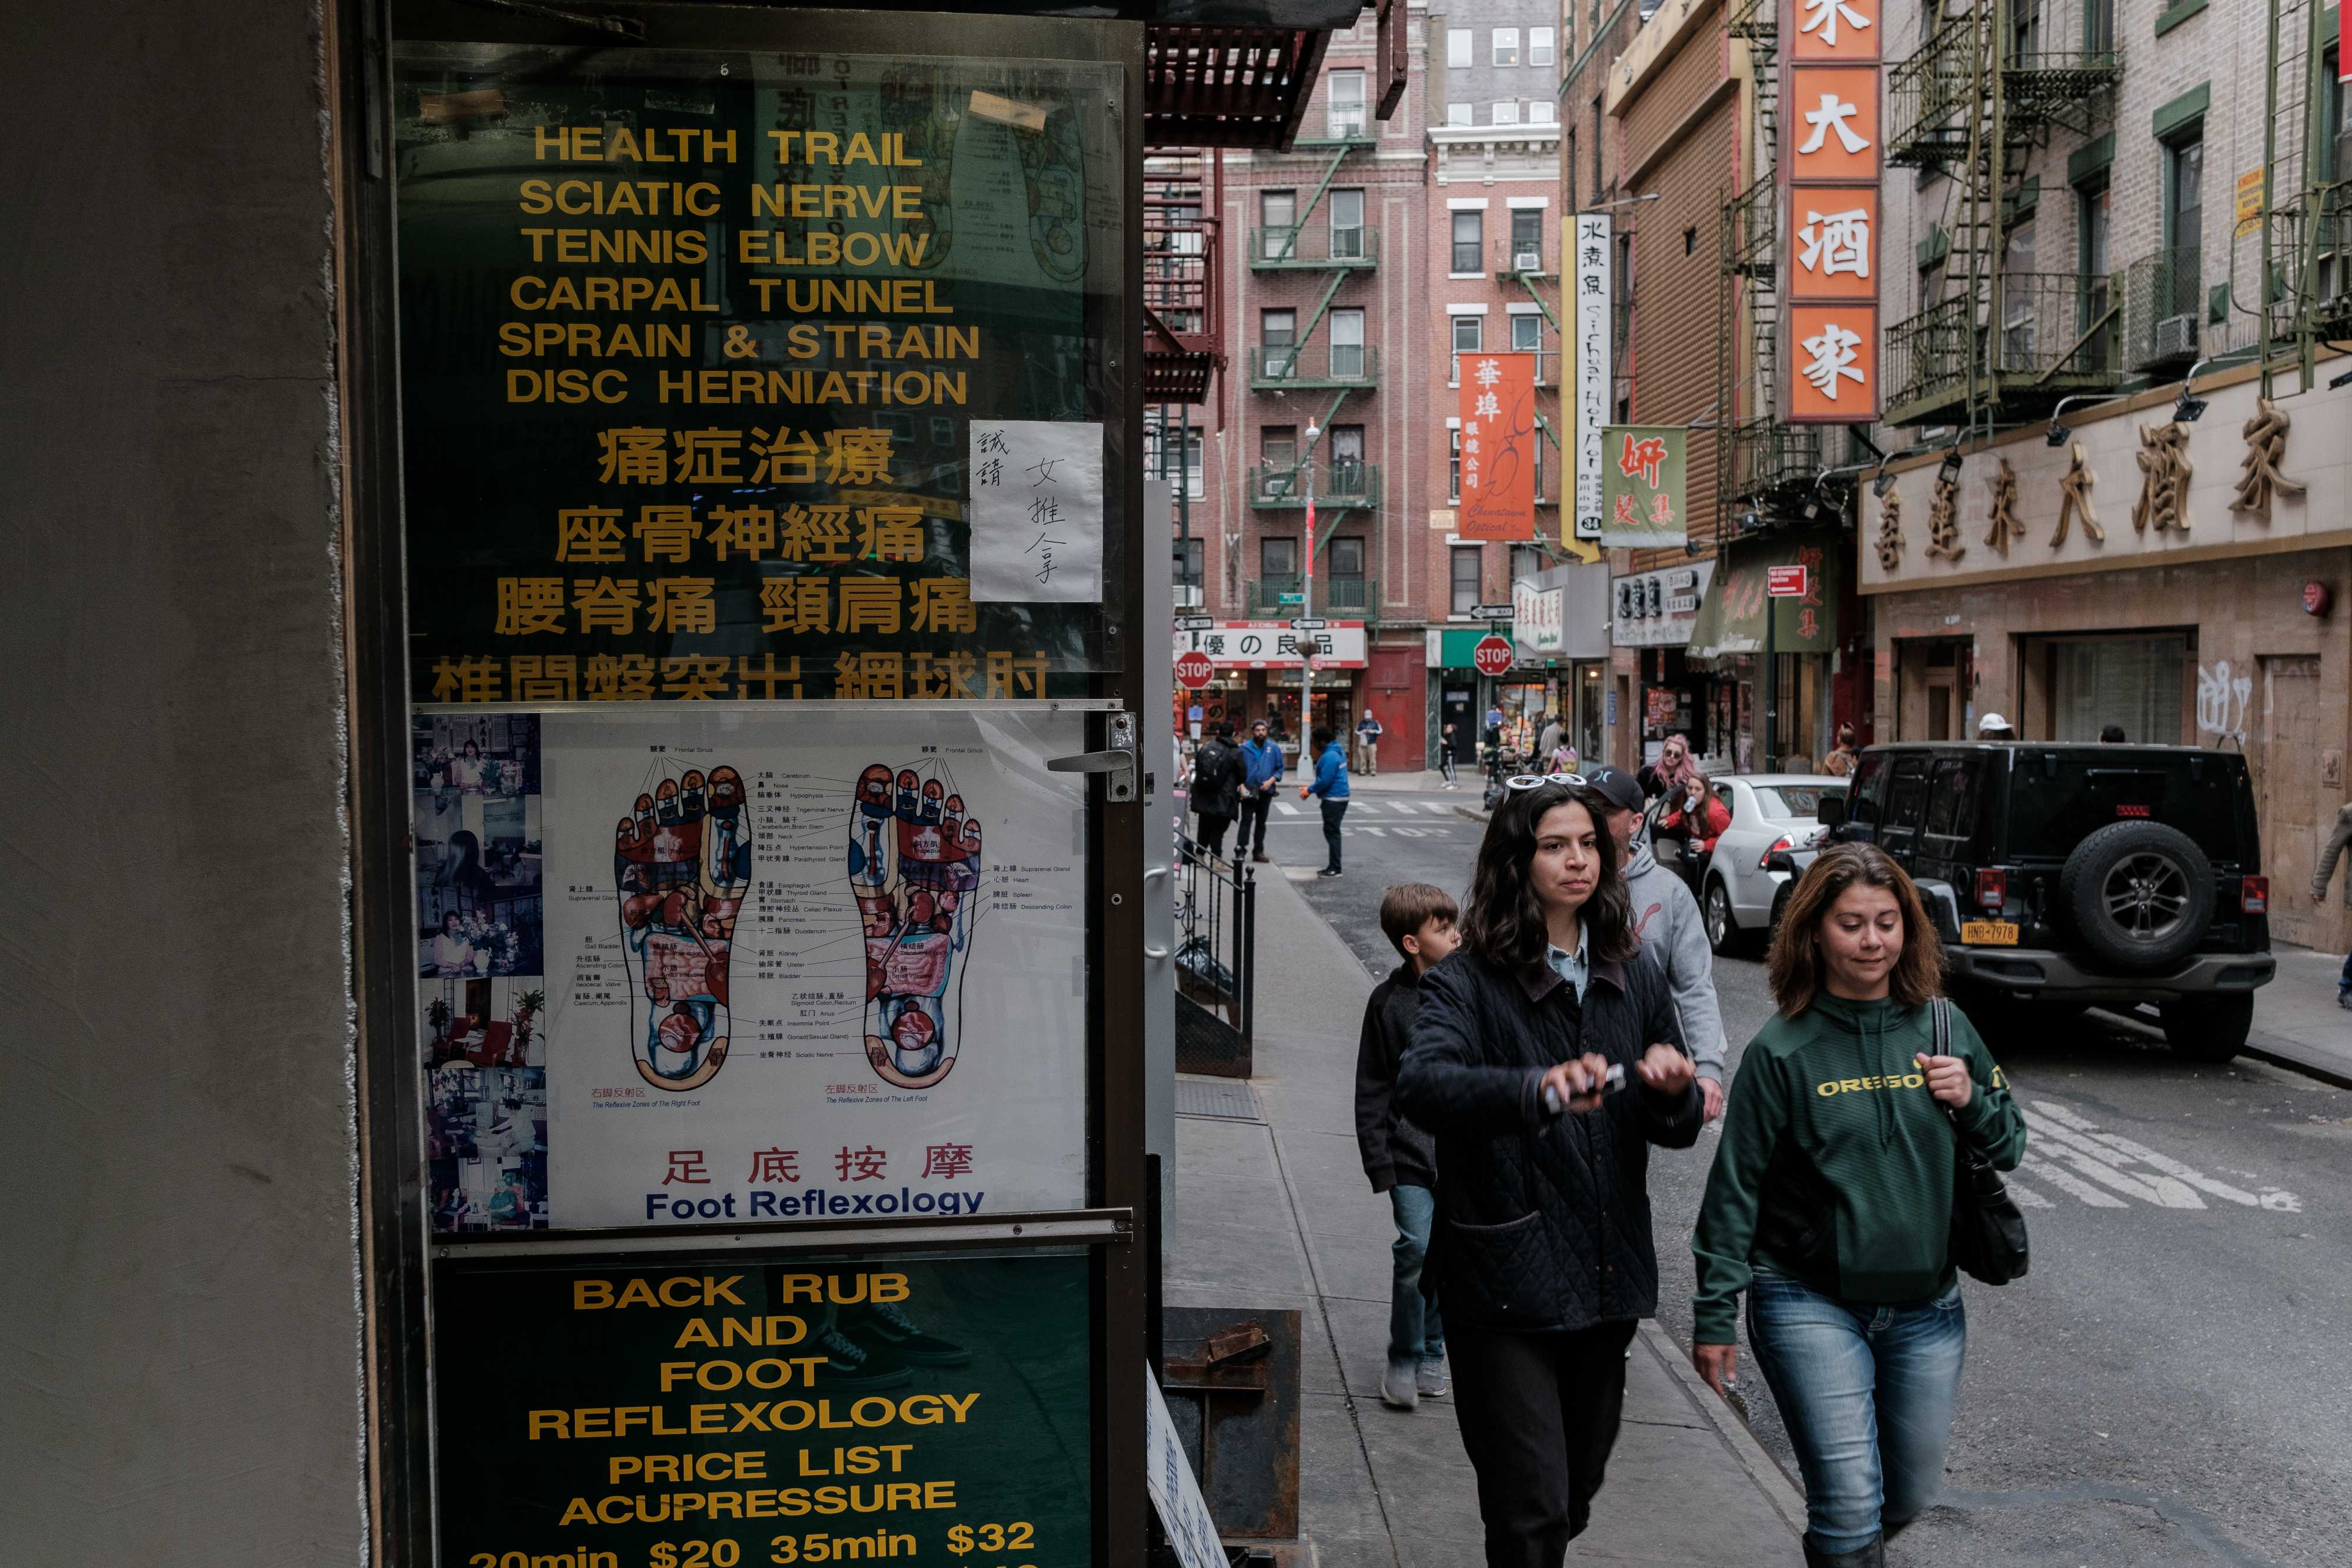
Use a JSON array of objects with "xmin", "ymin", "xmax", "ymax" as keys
[{"xmin": 1685, "ymin": 532, "xmax": 1843, "ymax": 659}]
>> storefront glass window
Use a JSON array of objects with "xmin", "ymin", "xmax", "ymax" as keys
[{"xmin": 2050, "ymin": 636, "xmax": 2186, "ymax": 743}]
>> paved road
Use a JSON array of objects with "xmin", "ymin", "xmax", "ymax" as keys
[{"xmin": 1258, "ymin": 793, "xmax": 2352, "ymax": 1567}]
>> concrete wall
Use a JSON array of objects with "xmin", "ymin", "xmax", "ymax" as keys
[{"xmin": 0, "ymin": 4, "xmax": 363, "ymax": 1562}]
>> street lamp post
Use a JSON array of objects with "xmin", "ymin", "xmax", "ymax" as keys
[{"xmin": 1299, "ymin": 419, "xmax": 1322, "ymax": 772}]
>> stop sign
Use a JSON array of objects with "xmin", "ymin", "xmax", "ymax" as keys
[
  {"xmin": 1175, "ymin": 649, "xmax": 1216, "ymax": 690},
  {"xmin": 1471, "ymin": 634, "xmax": 1514, "ymax": 677}
]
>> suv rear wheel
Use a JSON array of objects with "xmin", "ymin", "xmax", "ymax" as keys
[
  {"xmin": 2058, "ymin": 820, "xmax": 2217, "ymax": 972},
  {"xmin": 2160, "ymin": 994, "xmax": 2254, "ymax": 1064}
]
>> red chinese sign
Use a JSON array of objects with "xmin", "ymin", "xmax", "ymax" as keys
[
  {"xmin": 1784, "ymin": 0, "xmax": 1882, "ymax": 423},
  {"xmin": 1766, "ymin": 564, "xmax": 1809, "ymax": 597},
  {"xmin": 1457, "ymin": 352, "xmax": 1539, "ymax": 540}
]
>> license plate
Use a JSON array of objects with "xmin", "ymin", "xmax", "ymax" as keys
[{"xmin": 1961, "ymin": 920, "xmax": 2019, "ymax": 946}]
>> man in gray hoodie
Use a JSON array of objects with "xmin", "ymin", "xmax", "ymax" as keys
[{"xmin": 1584, "ymin": 765, "xmax": 1726, "ymax": 1121}]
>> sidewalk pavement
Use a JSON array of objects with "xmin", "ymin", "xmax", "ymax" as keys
[
  {"xmin": 1165, "ymin": 858, "xmax": 1805, "ymax": 1566},
  {"xmin": 2246, "ymin": 944, "xmax": 2352, "ymax": 1089}
]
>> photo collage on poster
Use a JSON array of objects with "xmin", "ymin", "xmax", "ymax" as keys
[{"xmin": 416, "ymin": 714, "xmax": 548, "ymax": 1231}]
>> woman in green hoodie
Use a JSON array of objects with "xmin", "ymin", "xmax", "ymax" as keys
[{"xmin": 1689, "ymin": 844, "xmax": 2026, "ymax": 1568}]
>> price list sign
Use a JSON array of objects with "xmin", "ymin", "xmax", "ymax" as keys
[{"xmin": 434, "ymin": 1251, "xmax": 1092, "ymax": 1568}]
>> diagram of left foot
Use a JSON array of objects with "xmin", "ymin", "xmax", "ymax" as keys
[
  {"xmin": 850, "ymin": 761, "xmax": 982, "ymax": 1089},
  {"xmin": 614, "ymin": 764, "xmax": 751, "ymax": 1092}
]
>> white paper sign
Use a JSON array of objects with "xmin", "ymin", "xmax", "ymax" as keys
[
  {"xmin": 540, "ymin": 706, "xmax": 1089, "ymax": 1228},
  {"xmin": 1144, "ymin": 1365, "xmax": 1227, "ymax": 1568},
  {"xmin": 1572, "ymin": 214, "xmax": 1613, "ymax": 543},
  {"xmin": 969, "ymin": 419, "xmax": 1104, "ymax": 603}
]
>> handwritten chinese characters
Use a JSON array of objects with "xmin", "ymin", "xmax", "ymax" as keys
[{"xmin": 967, "ymin": 419, "xmax": 1105, "ymax": 602}]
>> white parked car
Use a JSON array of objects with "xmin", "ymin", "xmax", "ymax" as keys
[{"xmin": 1642, "ymin": 774, "xmax": 1847, "ymax": 956}]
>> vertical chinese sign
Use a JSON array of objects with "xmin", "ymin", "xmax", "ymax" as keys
[
  {"xmin": 1571, "ymin": 213, "xmax": 1613, "ymax": 542},
  {"xmin": 1597, "ymin": 425, "xmax": 1688, "ymax": 548},
  {"xmin": 1457, "ymin": 352, "xmax": 1538, "ymax": 540},
  {"xmin": 1784, "ymin": 0, "xmax": 1881, "ymax": 423}
]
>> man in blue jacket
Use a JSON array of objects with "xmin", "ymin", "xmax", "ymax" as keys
[
  {"xmin": 1236, "ymin": 718, "xmax": 1285, "ymax": 864},
  {"xmin": 1303, "ymin": 724, "xmax": 1351, "ymax": 877}
]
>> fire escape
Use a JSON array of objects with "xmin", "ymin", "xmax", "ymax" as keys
[
  {"xmin": 1879, "ymin": 1, "xmax": 2121, "ymax": 432},
  {"xmin": 2259, "ymin": 0, "xmax": 2350, "ymax": 396},
  {"xmin": 1144, "ymin": 150, "xmax": 1224, "ymax": 406}
]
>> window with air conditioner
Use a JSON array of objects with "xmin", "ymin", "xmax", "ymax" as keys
[
  {"xmin": 1530, "ymin": 26, "xmax": 1556, "ymax": 66},
  {"xmin": 2153, "ymin": 132, "xmax": 2203, "ymax": 363},
  {"xmin": 1511, "ymin": 208, "xmax": 1543, "ymax": 270},
  {"xmin": 1328, "ymin": 69, "xmax": 1368, "ymax": 138},
  {"xmin": 1447, "ymin": 28, "xmax": 1472, "ymax": 68},
  {"xmin": 1452, "ymin": 209, "xmax": 1484, "ymax": 274},
  {"xmin": 1494, "ymin": 27, "xmax": 1520, "ymax": 65},
  {"xmin": 1261, "ymin": 308, "xmax": 1296, "ymax": 377}
]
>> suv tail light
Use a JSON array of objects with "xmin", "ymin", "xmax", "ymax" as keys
[
  {"xmin": 2241, "ymin": 875, "xmax": 2269, "ymax": 914},
  {"xmin": 1974, "ymin": 868, "xmax": 2007, "ymax": 909},
  {"xmin": 1760, "ymin": 834, "xmax": 1793, "ymax": 870}
]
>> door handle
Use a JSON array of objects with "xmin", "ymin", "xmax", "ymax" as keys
[{"xmin": 1047, "ymin": 712, "xmax": 1138, "ymax": 802}]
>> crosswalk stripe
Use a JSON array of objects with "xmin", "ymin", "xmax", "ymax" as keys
[
  {"xmin": 1425, "ymin": 801, "xmax": 1454, "ymax": 815},
  {"xmin": 1274, "ymin": 801, "xmax": 1300, "ymax": 816},
  {"xmin": 1359, "ymin": 825, "xmax": 1387, "ymax": 836}
]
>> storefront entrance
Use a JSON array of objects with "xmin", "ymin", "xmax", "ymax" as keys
[{"xmin": 1897, "ymin": 638, "xmax": 1975, "ymax": 740}]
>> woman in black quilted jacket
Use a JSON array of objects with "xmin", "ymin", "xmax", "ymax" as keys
[{"xmin": 1398, "ymin": 776, "xmax": 1703, "ymax": 1568}]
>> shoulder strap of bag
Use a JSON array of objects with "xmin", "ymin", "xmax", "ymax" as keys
[{"xmin": 1933, "ymin": 995, "xmax": 1950, "ymax": 1058}]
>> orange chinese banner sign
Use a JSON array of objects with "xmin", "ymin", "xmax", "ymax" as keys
[
  {"xmin": 1784, "ymin": 0, "xmax": 1882, "ymax": 423},
  {"xmin": 1456, "ymin": 351, "xmax": 1539, "ymax": 540}
]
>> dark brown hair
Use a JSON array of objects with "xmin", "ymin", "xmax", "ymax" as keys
[
  {"xmin": 1765, "ymin": 842, "xmax": 1945, "ymax": 1017},
  {"xmin": 1461, "ymin": 780, "xmax": 1638, "ymax": 972},
  {"xmin": 1379, "ymin": 882, "xmax": 1459, "ymax": 958}
]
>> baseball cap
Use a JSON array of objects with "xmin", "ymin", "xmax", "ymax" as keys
[
  {"xmin": 1976, "ymin": 713, "xmax": 2012, "ymax": 735},
  {"xmin": 1582, "ymin": 765, "xmax": 1645, "ymax": 815}
]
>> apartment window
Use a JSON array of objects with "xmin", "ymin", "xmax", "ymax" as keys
[
  {"xmin": 1528, "ymin": 100, "xmax": 1557, "ymax": 125},
  {"xmin": 1510, "ymin": 544, "xmax": 1544, "ymax": 583},
  {"xmin": 1261, "ymin": 536, "xmax": 1299, "ymax": 580},
  {"xmin": 1509, "ymin": 208, "xmax": 1543, "ymax": 266},
  {"xmin": 1261, "ymin": 189, "xmax": 1295, "ymax": 230},
  {"xmin": 1147, "ymin": 419, "xmax": 1205, "ymax": 499},
  {"xmin": 2002, "ymin": 220, "xmax": 2037, "ymax": 362},
  {"xmin": 2007, "ymin": 0, "xmax": 2040, "ymax": 65},
  {"xmin": 1173, "ymin": 537, "xmax": 1203, "ymax": 593},
  {"xmin": 2164, "ymin": 132, "xmax": 2203, "ymax": 253},
  {"xmin": 1329, "ymin": 537, "xmax": 1366, "ymax": 578},
  {"xmin": 1492, "ymin": 100, "xmax": 1521, "ymax": 126},
  {"xmin": 2077, "ymin": 179, "xmax": 2113, "ymax": 367},
  {"xmin": 1328, "ymin": 69, "xmax": 1368, "ymax": 138},
  {"xmin": 1451, "ymin": 312, "xmax": 1483, "ymax": 384},
  {"xmin": 1510, "ymin": 312, "xmax": 1541, "ymax": 352},
  {"xmin": 1446, "ymin": 27, "xmax": 1472, "ymax": 67},
  {"xmin": 1530, "ymin": 25, "xmax": 1556, "ymax": 66},
  {"xmin": 1448, "ymin": 102, "xmax": 1474, "ymax": 127},
  {"xmin": 1261, "ymin": 425, "xmax": 1298, "ymax": 470},
  {"xmin": 2083, "ymin": 0, "xmax": 2114, "ymax": 55},
  {"xmin": 1449, "ymin": 427, "xmax": 1462, "ymax": 501},
  {"xmin": 1329, "ymin": 307, "xmax": 1367, "ymax": 379},
  {"xmin": 1451, "ymin": 546, "xmax": 1484, "ymax": 615},
  {"xmin": 1261, "ymin": 307, "xmax": 1295, "ymax": 377},
  {"xmin": 1452, "ymin": 209, "xmax": 1484, "ymax": 273},
  {"xmin": 1330, "ymin": 188, "xmax": 1365, "ymax": 259},
  {"xmin": 1494, "ymin": 27, "xmax": 1520, "ymax": 65}
]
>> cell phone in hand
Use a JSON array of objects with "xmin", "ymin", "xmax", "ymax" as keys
[{"xmin": 1542, "ymin": 1062, "xmax": 1626, "ymax": 1115}]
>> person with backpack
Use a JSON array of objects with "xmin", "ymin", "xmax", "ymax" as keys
[
  {"xmin": 1188, "ymin": 721, "xmax": 1243, "ymax": 859},
  {"xmin": 1690, "ymin": 844, "xmax": 2027, "ymax": 1568}
]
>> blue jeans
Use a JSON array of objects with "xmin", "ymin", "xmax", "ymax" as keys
[
  {"xmin": 1746, "ymin": 1268, "xmax": 1966, "ymax": 1553},
  {"xmin": 1388, "ymin": 1183, "xmax": 1445, "ymax": 1365}
]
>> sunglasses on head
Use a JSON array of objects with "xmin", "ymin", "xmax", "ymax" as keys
[{"xmin": 1505, "ymin": 773, "xmax": 1585, "ymax": 791}]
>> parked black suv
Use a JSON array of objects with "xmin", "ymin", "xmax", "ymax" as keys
[{"xmin": 1819, "ymin": 743, "xmax": 2276, "ymax": 1061}]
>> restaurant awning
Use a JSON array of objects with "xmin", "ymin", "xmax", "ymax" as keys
[{"xmin": 1685, "ymin": 532, "xmax": 1843, "ymax": 659}]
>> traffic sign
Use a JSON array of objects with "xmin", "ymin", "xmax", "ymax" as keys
[
  {"xmin": 1289, "ymin": 617, "xmax": 1328, "ymax": 631},
  {"xmin": 1470, "ymin": 603, "xmax": 1514, "ymax": 621},
  {"xmin": 1176, "ymin": 615, "xmax": 1217, "ymax": 631},
  {"xmin": 1174, "ymin": 650, "xmax": 1215, "ymax": 690},
  {"xmin": 1277, "ymin": 592, "xmax": 1305, "ymax": 606},
  {"xmin": 1471, "ymin": 634, "xmax": 1515, "ymax": 677},
  {"xmin": 1766, "ymin": 564, "xmax": 1809, "ymax": 598}
]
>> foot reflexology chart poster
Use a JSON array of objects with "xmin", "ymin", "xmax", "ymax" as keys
[{"xmin": 542, "ymin": 706, "xmax": 1087, "ymax": 1227}]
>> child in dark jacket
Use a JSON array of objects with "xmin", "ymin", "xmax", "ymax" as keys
[{"xmin": 1355, "ymin": 882, "xmax": 1461, "ymax": 1411}]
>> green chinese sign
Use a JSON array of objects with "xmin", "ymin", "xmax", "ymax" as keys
[
  {"xmin": 433, "ymin": 1249, "xmax": 1093, "ymax": 1566},
  {"xmin": 1598, "ymin": 426, "xmax": 1688, "ymax": 549},
  {"xmin": 1688, "ymin": 535, "xmax": 1842, "ymax": 656}
]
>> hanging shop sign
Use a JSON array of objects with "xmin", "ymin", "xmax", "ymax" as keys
[
  {"xmin": 1456, "ymin": 352, "xmax": 1539, "ymax": 540},
  {"xmin": 1688, "ymin": 536, "xmax": 1842, "ymax": 657},
  {"xmin": 1611, "ymin": 562, "xmax": 1713, "ymax": 648},
  {"xmin": 393, "ymin": 43, "xmax": 1125, "ymax": 704},
  {"xmin": 1174, "ymin": 621, "xmax": 1369, "ymax": 670},
  {"xmin": 1512, "ymin": 573, "xmax": 1565, "ymax": 658},
  {"xmin": 433, "ymin": 1249, "xmax": 1093, "ymax": 1566},
  {"xmin": 1598, "ymin": 424, "xmax": 1689, "ymax": 548},
  {"xmin": 1784, "ymin": 0, "xmax": 1882, "ymax": 423},
  {"xmin": 1571, "ymin": 213, "xmax": 1613, "ymax": 544}
]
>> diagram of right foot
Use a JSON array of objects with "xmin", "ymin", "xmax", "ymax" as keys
[
  {"xmin": 615, "ymin": 765, "xmax": 751, "ymax": 1093},
  {"xmin": 849, "ymin": 763, "xmax": 981, "ymax": 1089}
]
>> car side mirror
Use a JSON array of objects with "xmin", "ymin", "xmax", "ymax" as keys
[{"xmin": 1816, "ymin": 795, "xmax": 1846, "ymax": 828}]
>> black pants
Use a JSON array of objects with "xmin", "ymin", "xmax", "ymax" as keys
[
  {"xmin": 1197, "ymin": 813, "xmax": 1233, "ymax": 858},
  {"xmin": 1237, "ymin": 793, "xmax": 1272, "ymax": 856},
  {"xmin": 1318, "ymin": 798, "xmax": 1348, "ymax": 871},
  {"xmin": 1448, "ymin": 1320, "xmax": 1638, "ymax": 1567}
]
